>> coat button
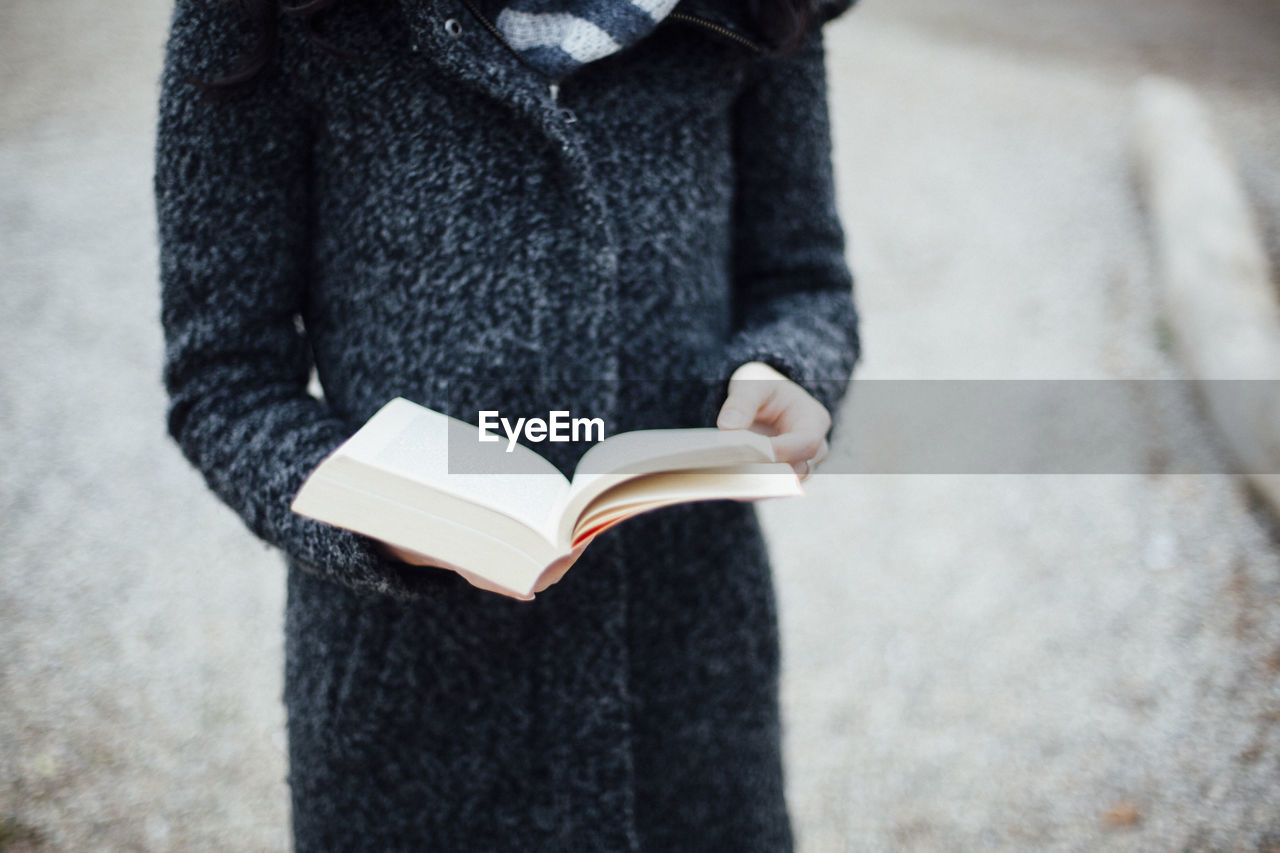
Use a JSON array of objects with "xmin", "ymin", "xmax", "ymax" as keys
[{"xmin": 444, "ymin": 18, "xmax": 463, "ymax": 37}]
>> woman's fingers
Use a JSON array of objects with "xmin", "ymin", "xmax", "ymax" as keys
[
  {"xmin": 765, "ymin": 391, "xmax": 831, "ymax": 466},
  {"xmin": 377, "ymin": 541, "xmax": 534, "ymax": 600},
  {"xmin": 717, "ymin": 373, "xmax": 774, "ymax": 429},
  {"xmin": 788, "ymin": 438, "xmax": 828, "ymax": 479},
  {"xmin": 716, "ymin": 362, "xmax": 832, "ymax": 477},
  {"xmin": 455, "ymin": 568, "xmax": 535, "ymax": 602},
  {"xmin": 812, "ymin": 437, "xmax": 830, "ymax": 467},
  {"xmin": 768, "ymin": 412, "xmax": 830, "ymax": 464},
  {"xmin": 533, "ymin": 541, "xmax": 590, "ymax": 593},
  {"xmin": 377, "ymin": 539, "xmax": 589, "ymax": 600}
]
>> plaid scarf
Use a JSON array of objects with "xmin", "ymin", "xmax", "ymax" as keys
[{"xmin": 489, "ymin": 0, "xmax": 683, "ymax": 79}]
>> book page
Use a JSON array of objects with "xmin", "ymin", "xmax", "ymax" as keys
[
  {"xmin": 555, "ymin": 428, "xmax": 776, "ymax": 544},
  {"xmin": 337, "ymin": 398, "xmax": 570, "ymax": 537},
  {"xmin": 567, "ymin": 463, "xmax": 803, "ymax": 547},
  {"xmin": 290, "ymin": 471, "xmax": 552, "ymax": 596}
]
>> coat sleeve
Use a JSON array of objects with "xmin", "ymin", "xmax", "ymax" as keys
[
  {"xmin": 154, "ymin": 0, "xmax": 450, "ymax": 601},
  {"xmin": 703, "ymin": 16, "xmax": 861, "ymax": 436}
]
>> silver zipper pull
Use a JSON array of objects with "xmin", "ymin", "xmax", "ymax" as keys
[{"xmin": 549, "ymin": 82, "xmax": 576, "ymax": 124}]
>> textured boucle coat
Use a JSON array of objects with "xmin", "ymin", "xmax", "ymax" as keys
[{"xmin": 154, "ymin": 0, "xmax": 859, "ymax": 848}]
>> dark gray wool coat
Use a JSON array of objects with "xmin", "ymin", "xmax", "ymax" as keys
[{"xmin": 154, "ymin": 0, "xmax": 859, "ymax": 848}]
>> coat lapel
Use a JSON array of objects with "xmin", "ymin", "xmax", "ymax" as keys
[
  {"xmin": 398, "ymin": 0, "xmax": 771, "ymax": 92},
  {"xmin": 395, "ymin": 0, "xmax": 551, "ymax": 114}
]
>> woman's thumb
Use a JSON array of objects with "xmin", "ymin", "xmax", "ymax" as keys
[{"xmin": 717, "ymin": 363, "xmax": 777, "ymax": 428}]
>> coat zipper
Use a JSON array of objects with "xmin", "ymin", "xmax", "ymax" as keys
[
  {"xmin": 453, "ymin": 0, "xmax": 577, "ymax": 119},
  {"xmin": 666, "ymin": 12, "xmax": 765, "ymax": 53}
]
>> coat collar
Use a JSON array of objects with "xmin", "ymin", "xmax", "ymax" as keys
[
  {"xmin": 392, "ymin": 0, "xmax": 856, "ymax": 105},
  {"xmin": 392, "ymin": 0, "xmax": 605, "ymax": 209},
  {"xmin": 397, "ymin": 0, "xmax": 549, "ymax": 109},
  {"xmin": 398, "ymin": 0, "xmax": 774, "ymax": 75}
]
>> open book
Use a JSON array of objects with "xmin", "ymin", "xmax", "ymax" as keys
[{"xmin": 290, "ymin": 397, "xmax": 803, "ymax": 597}]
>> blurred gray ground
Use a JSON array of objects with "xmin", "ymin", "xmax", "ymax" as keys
[{"xmin": 2, "ymin": 0, "xmax": 1279, "ymax": 850}]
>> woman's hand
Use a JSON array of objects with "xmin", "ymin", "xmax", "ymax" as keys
[
  {"xmin": 376, "ymin": 540, "xmax": 589, "ymax": 601},
  {"xmin": 716, "ymin": 361, "xmax": 831, "ymax": 481}
]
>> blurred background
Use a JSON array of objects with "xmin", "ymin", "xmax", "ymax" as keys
[{"xmin": 2, "ymin": 0, "xmax": 1278, "ymax": 850}]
